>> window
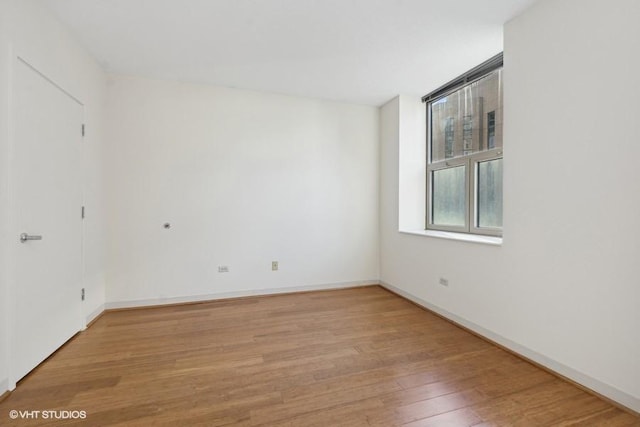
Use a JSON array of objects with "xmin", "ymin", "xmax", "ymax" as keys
[{"xmin": 424, "ymin": 54, "xmax": 503, "ymax": 236}]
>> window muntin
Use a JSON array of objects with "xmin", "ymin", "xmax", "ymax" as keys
[{"xmin": 426, "ymin": 66, "xmax": 503, "ymax": 236}]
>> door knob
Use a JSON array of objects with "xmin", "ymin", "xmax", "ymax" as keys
[{"xmin": 20, "ymin": 233, "xmax": 42, "ymax": 243}]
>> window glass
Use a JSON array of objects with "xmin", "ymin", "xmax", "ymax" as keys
[
  {"xmin": 477, "ymin": 158, "xmax": 503, "ymax": 228},
  {"xmin": 432, "ymin": 166, "xmax": 466, "ymax": 227},
  {"xmin": 431, "ymin": 70, "xmax": 503, "ymax": 162}
]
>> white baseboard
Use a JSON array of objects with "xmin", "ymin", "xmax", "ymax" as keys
[
  {"xmin": 379, "ymin": 281, "xmax": 640, "ymax": 415},
  {"xmin": 85, "ymin": 304, "xmax": 105, "ymax": 326},
  {"xmin": 105, "ymin": 280, "xmax": 379, "ymax": 310},
  {"xmin": 0, "ymin": 377, "xmax": 8, "ymax": 394}
]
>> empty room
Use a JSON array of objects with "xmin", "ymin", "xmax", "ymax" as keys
[{"xmin": 0, "ymin": 0, "xmax": 639, "ymax": 425}]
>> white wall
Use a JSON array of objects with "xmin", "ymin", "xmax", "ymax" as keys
[
  {"xmin": 105, "ymin": 75, "xmax": 379, "ymax": 306},
  {"xmin": 0, "ymin": 0, "xmax": 107, "ymax": 392},
  {"xmin": 380, "ymin": 0, "xmax": 640, "ymax": 412}
]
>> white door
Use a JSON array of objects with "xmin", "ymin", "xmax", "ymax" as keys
[{"xmin": 11, "ymin": 58, "xmax": 84, "ymax": 382}]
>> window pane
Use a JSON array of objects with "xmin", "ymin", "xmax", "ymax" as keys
[
  {"xmin": 430, "ymin": 69, "xmax": 502, "ymax": 162},
  {"xmin": 477, "ymin": 158, "xmax": 503, "ymax": 228},
  {"xmin": 480, "ymin": 69, "xmax": 503, "ymax": 152},
  {"xmin": 432, "ymin": 166, "xmax": 466, "ymax": 227},
  {"xmin": 487, "ymin": 110, "xmax": 496, "ymax": 149}
]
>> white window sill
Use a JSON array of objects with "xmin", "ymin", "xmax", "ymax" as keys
[{"xmin": 399, "ymin": 229, "xmax": 502, "ymax": 246}]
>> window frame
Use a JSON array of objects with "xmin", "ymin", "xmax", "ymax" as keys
[{"xmin": 424, "ymin": 54, "xmax": 503, "ymax": 237}]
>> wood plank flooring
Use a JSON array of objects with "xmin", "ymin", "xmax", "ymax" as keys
[{"xmin": 1, "ymin": 286, "xmax": 638, "ymax": 426}]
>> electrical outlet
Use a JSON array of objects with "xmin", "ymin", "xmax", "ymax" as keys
[
  {"xmin": 272, "ymin": 261, "xmax": 278, "ymax": 271},
  {"xmin": 218, "ymin": 266, "xmax": 229, "ymax": 273},
  {"xmin": 439, "ymin": 277, "xmax": 449, "ymax": 287}
]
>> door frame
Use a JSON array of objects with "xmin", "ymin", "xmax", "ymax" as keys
[{"xmin": 6, "ymin": 49, "xmax": 86, "ymax": 390}]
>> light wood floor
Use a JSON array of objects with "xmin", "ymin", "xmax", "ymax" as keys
[{"xmin": 1, "ymin": 286, "xmax": 638, "ymax": 426}]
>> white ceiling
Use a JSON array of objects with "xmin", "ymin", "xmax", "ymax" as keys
[{"xmin": 39, "ymin": 0, "xmax": 537, "ymax": 106}]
